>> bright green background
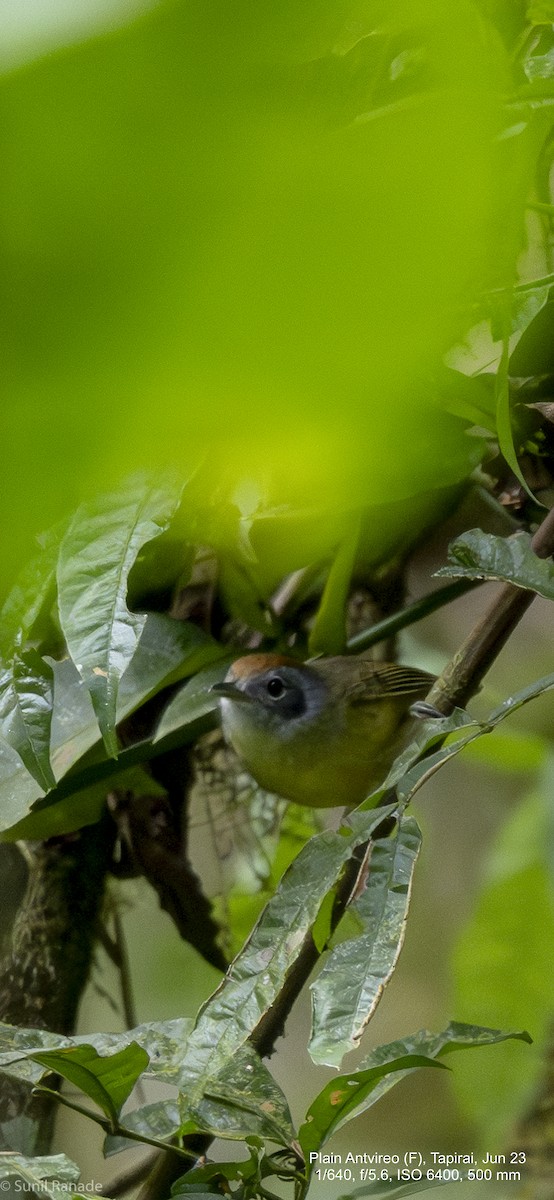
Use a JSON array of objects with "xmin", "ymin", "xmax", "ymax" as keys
[{"xmin": 0, "ymin": 0, "xmax": 528, "ymax": 586}]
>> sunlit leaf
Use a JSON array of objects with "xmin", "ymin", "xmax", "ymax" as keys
[
  {"xmin": 309, "ymin": 818, "xmax": 422, "ymax": 1067},
  {"xmin": 300, "ymin": 1023, "xmax": 530, "ymax": 1165},
  {"xmin": 57, "ymin": 472, "xmax": 184, "ymax": 756},
  {"xmin": 0, "ymin": 614, "xmax": 221, "ymax": 838},
  {"xmin": 0, "ymin": 1154, "xmax": 80, "ymax": 1188},
  {"xmin": 436, "ymin": 529, "xmax": 554, "ymax": 599},
  {"xmin": 0, "ymin": 524, "xmax": 62, "ymax": 659},
  {"xmin": 298, "ymin": 1056, "xmax": 447, "ymax": 1163},
  {"xmin": 527, "ymin": 1, "xmax": 554, "ymax": 22},
  {"xmin": 171, "ymin": 807, "xmax": 398, "ymax": 1104},
  {"xmin": 0, "ymin": 0, "xmax": 514, "ymax": 586},
  {"xmin": 30, "ymin": 1042, "xmax": 149, "ymax": 1125},
  {"xmin": 0, "ymin": 650, "xmax": 55, "ymax": 789},
  {"xmin": 154, "ymin": 657, "xmax": 234, "ymax": 743}
]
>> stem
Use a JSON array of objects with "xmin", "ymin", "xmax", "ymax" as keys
[
  {"xmin": 346, "ymin": 578, "xmax": 481, "ymax": 654},
  {"xmin": 31, "ymin": 1087, "xmax": 110, "ymax": 1132},
  {"xmin": 33, "ymin": 1084, "xmax": 198, "ymax": 1161}
]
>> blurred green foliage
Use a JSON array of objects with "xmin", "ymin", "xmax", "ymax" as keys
[{"xmin": 0, "ymin": 0, "xmax": 542, "ymax": 588}]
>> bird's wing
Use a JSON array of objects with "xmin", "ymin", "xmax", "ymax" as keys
[{"xmin": 347, "ymin": 662, "xmax": 435, "ymax": 704}]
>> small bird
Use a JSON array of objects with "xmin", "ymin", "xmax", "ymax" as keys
[{"xmin": 212, "ymin": 653, "xmax": 435, "ymax": 809}]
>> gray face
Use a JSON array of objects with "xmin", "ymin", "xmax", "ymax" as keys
[{"xmin": 238, "ymin": 664, "xmax": 327, "ymax": 728}]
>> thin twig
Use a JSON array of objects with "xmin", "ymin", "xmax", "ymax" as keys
[{"xmin": 346, "ymin": 578, "xmax": 481, "ymax": 654}]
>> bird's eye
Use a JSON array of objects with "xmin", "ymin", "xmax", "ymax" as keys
[{"xmin": 266, "ymin": 676, "xmax": 285, "ymax": 699}]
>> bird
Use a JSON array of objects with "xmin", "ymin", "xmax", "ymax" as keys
[{"xmin": 212, "ymin": 653, "xmax": 436, "ymax": 809}]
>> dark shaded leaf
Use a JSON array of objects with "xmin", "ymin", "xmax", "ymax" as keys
[
  {"xmin": 494, "ymin": 308, "xmax": 536, "ymax": 500},
  {"xmin": 3, "ymin": 767, "xmax": 161, "ymax": 842}
]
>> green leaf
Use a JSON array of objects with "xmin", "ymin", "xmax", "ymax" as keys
[
  {"xmin": 494, "ymin": 308, "xmax": 537, "ymax": 502},
  {"xmin": 103, "ymin": 1038, "xmax": 294, "ymax": 1153},
  {"xmin": 0, "ymin": 614, "xmax": 221, "ymax": 838},
  {"xmin": 340, "ymin": 1022, "xmax": 532, "ymax": 1129},
  {"xmin": 0, "ymin": 1017, "xmax": 191, "ymax": 1086},
  {"xmin": 3, "ymin": 766, "xmax": 163, "ymax": 842},
  {"xmin": 298, "ymin": 1056, "xmax": 448, "ymax": 1164},
  {"xmin": 57, "ymin": 471, "xmax": 184, "ymax": 757},
  {"xmin": 0, "ymin": 1018, "xmax": 292, "ymax": 1154},
  {"xmin": 172, "ymin": 1142, "xmax": 264, "ymax": 1194},
  {"xmin": 171, "ymin": 807, "xmax": 398, "ymax": 1107},
  {"xmin": 308, "ymin": 515, "xmax": 361, "ymax": 656},
  {"xmin": 299, "ymin": 1022, "xmax": 530, "ymax": 1166},
  {"xmin": 104, "ymin": 1099, "xmax": 182, "ymax": 1157},
  {"xmin": 309, "ymin": 817, "xmax": 422, "ymax": 1067},
  {"xmin": 0, "ymin": 1153, "xmax": 80, "ymax": 1187},
  {"xmin": 30, "ymin": 1042, "xmax": 149, "ymax": 1125},
  {"xmin": 435, "ymin": 529, "xmax": 554, "ymax": 599},
  {"xmin": 0, "ymin": 649, "xmax": 55, "ymax": 789},
  {"xmin": 0, "ymin": 523, "xmax": 62, "ymax": 659},
  {"xmin": 154, "ymin": 656, "xmax": 235, "ymax": 743},
  {"xmin": 0, "ymin": 0, "xmax": 512, "ymax": 587},
  {"xmin": 0, "ymin": 742, "xmax": 47, "ymax": 837},
  {"xmin": 188, "ymin": 1044, "xmax": 295, "ymax": 1145}
]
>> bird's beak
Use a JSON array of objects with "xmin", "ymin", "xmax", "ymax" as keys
[{"xmin": 211, "ymin": 681, "xmax": 253, "ymax": 703}]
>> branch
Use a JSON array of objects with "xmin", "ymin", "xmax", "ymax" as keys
[{"xmin": 0, "ymin": 817, "xmax": 115, "ymax": 1155}]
